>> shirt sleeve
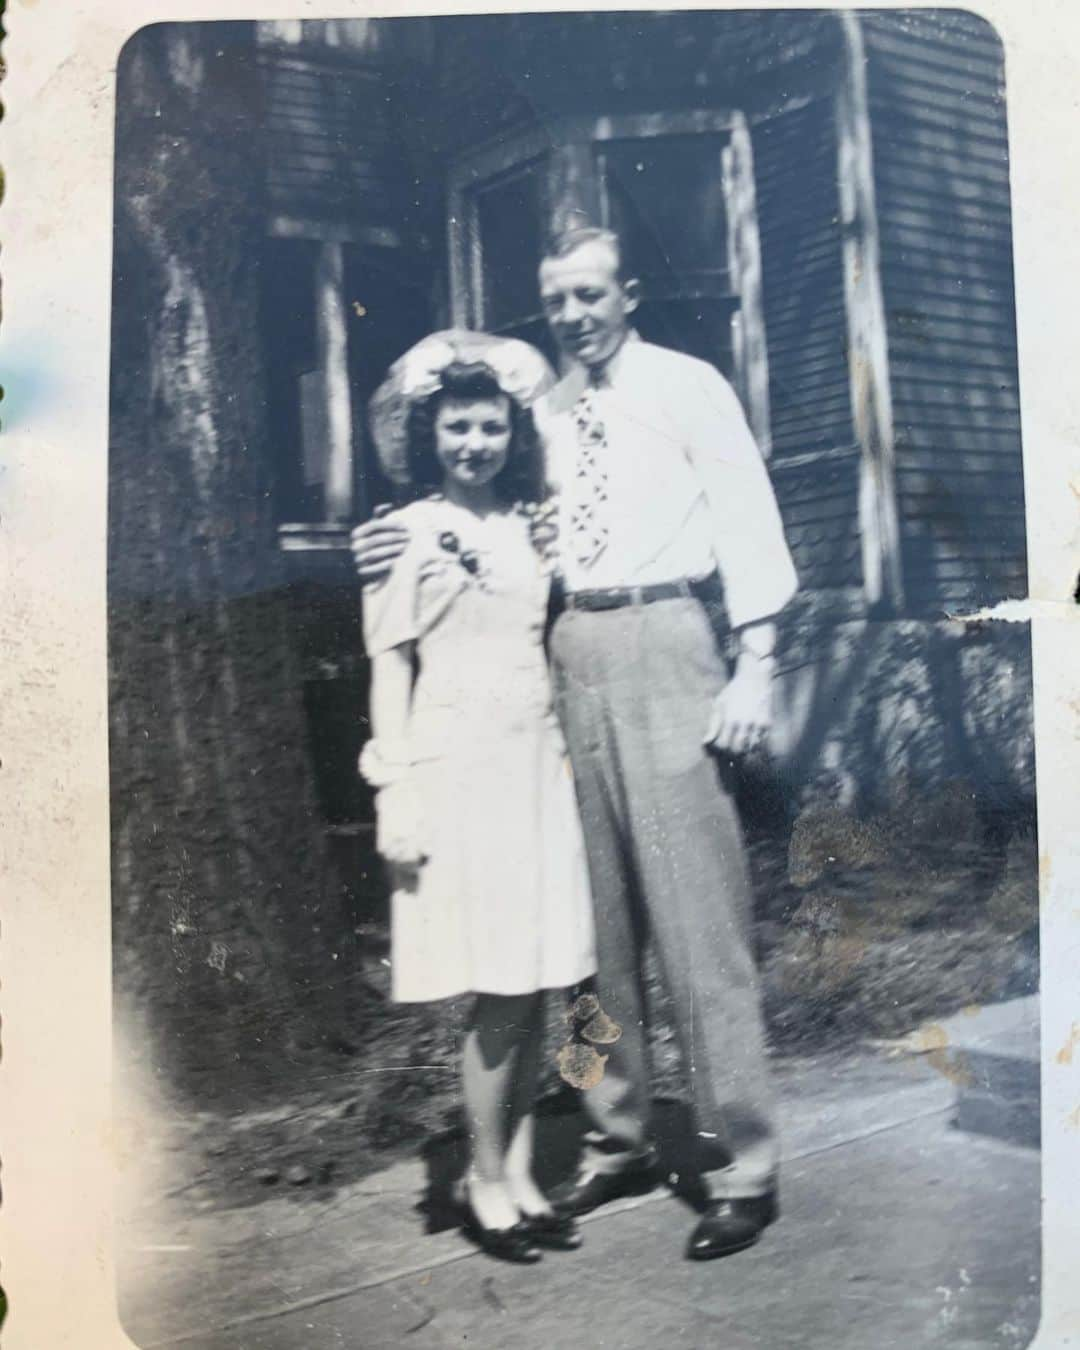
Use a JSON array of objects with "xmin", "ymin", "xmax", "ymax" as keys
[
  {"xmin": 361, "ymin": 511, "xmax": 423, "ymax": 657},
  {"xmin": 531, "ymin": 390, "xmax": 564, "ymax": 495},
  {"xmin": 677, "ymin": 360, "xmax": 798, "ymax": 630}
]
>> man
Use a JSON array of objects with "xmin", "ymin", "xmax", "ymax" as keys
[{"xmin": 353, "ymin": 227, "xmax": 797, "ymax": 1260}]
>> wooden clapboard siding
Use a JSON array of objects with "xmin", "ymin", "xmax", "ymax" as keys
[
  {"xmin": 771, "ymin": 454, "xmax": 862, "ymax": 592},
  {"xmin": 753, "ymin": 97, "xmax": 854, "ymax": 468},
  {"xmin": 753, "ymin": 89, "xmax": 862, "ymax": 593},
  {"xmin": 257, "ymin": 44, "xmax": 435, "ymax": 242},
  {"xmin": 862, "ymin": 11, "xmax": 1025, "ymax": 616},
  {"xmin": 429, "ymin": 10, "xmax": 842, "ymax": 154},
  {"xmin": 261, "ymin": 59, "xmax": 391, "ymax": 217},
  {"xmin": 898, "ymin": 447, "xmax": 1029, "ymax": 472}
]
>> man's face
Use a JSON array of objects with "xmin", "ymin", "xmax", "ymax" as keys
[{"xmin": 538, "ymin": 240, "xmax": 638, "ymax": 371}]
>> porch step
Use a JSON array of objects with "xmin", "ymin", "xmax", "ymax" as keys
[{"xmin": 940, "ymin": 996, "xmax": 1040, "ymax": 1149}]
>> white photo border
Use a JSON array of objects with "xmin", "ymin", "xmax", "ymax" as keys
[{"xmin": 2, "ymin": 2, "xmax": 1078, "ymax": 1346}]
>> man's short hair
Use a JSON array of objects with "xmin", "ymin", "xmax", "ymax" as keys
[{"xmin": 541, "ymin": 226, "xmax": 634, "ymax": 283}]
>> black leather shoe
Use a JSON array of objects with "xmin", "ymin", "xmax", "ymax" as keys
[
  {"xmin": 685, "ymin": 1193, "xmax": 779, "ymax": 1262},
  {"xmin": 461, "ymin": 1209, "xmax": 543, "ymax": 1264},
  {"xmin": 520, "ymin": 1210, "xmax": 583, "ymax": 1251},
  {"xmin": 552, "ymin": 1147, "xmax": 661, "ymax": 1217}
]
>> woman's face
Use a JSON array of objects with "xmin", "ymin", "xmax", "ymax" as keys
[{"xmin": 433, "ymin": 395, "xmax": 512, "ymax": 490}]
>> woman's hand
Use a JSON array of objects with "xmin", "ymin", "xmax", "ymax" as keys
[
  {"xmin": 375, "ymin": 779, "xmax": 426, "ymax": 870},
  {"xmin": 350, "ymin": 506, "xmax": 411, "ymax": 584}
]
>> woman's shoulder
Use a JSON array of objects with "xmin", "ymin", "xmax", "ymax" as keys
[
  {"xmin": 388, "ymin": 498, "xmax": 469, "ymax": 592},
  {"xmin": 383, "ymin": 497, "xmax": 436, "ymax": 526},
  {"xmin": 378, "ymin": 497, "xmax": 447, "ymax": 545},
  {"xmin": 362, "ymin": 500, "xmax": 458, "ymax": 652}
]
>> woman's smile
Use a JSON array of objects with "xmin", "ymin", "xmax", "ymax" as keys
[
  {"xmin": 434, "ymin": 395, "xmax": 512, "ymax": 492},
  {"xmin": 454, "ymin": 447, "xmax": 497, "ymax": 473}
]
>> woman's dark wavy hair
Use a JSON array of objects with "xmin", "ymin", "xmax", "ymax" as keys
[{"xmin": 403, "ymin": 361, "xmax": 545, "ymax": 505}]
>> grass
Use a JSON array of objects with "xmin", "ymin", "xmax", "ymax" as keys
[{"xmin": 133, "ymin": 789, "xmax": 1037, "ymax": 1219}]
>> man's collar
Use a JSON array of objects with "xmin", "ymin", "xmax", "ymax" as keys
[
  {"xmin": 588, "ymin": 328, "xmax": 640, "ymax": 388},
  {"xmin": 544, "ymin": 330, "xmax": 641, "ymax": 413}
]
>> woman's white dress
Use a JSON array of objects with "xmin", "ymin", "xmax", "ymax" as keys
[{"xmin": 363, "ymin": 498, "xmax": 596, "ymax": 1002}]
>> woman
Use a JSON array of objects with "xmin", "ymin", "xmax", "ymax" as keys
[{"xmin": 359, "ymin": 332, "xmax": 596, "ymax": 1263}]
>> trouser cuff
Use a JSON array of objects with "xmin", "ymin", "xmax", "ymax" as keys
[{"xmin": 581, "ymin": 1133, "xmax": 660, "ymax": 1176}]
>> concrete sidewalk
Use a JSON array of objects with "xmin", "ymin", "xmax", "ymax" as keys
[{"xmin": 120, "ymin": 1011, "xmax": 1041, "ymax": 1350}]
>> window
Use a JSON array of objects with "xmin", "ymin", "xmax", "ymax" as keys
[
  {"xmin": 598, "ymin": 134, "xmax": 739, "ymax": 373},
  {"xmin": 473, "ymin": 163, "xmax": 547, "ymax": 333},
  {"xmin": 448, "ymin": 112, "xmax": 770, "ymax": 447},
  {"xmin": 262, "ymin": 236, "xmax": 433, "ymax": 546},
  {"xmin": 261, "ymin": 238, "xmax": 324, "ymax": 523},
  {"xmin": 599, "ymin": 135, "xmax": 731, "ymax": 291}
]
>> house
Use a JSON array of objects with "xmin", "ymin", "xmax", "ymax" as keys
[
  {"xmin": 250, "ymin": 10, "xmax": 1028, "ymax": 814},
  {"xmin": 107, "ymin": 12, "xmax": 1033, "ymax": 1039}
]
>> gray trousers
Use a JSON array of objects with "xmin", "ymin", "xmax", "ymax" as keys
[{"xmin": 550, "ymin": 596, "xmax": 778, "ymax": 1201}]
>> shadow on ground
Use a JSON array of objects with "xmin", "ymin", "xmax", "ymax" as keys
[{"xmin": 417, "ymin": 1094, "xmax": 724, "ymax": 1236}]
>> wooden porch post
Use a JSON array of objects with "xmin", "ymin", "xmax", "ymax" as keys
[
  {"xmin": 447, "ymin": 188, "xmax": 471, "ymax": 329},
  {"xmin": 314, "ymin": 240, "xmax": 355, "ymax": 522},
  {"xmin": 837, "ymin": 12, "xmax": 905, "ymax": 613},
  {"xmin": 723, "ymin": 111, "xmax": 772, "ymax": 457}
]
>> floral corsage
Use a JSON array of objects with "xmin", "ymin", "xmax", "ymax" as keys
[{"xmin": 520, "ymin": 496, "xmax": 561, "ymax": 569}]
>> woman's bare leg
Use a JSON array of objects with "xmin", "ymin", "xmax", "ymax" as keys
[
  {"xmin": 504, "ymin": 992, "xmax": 554, "ymax": 1217},
  {"xmin": 462, "ymin": 992, "xmax": 537, "ymax": 1230}
]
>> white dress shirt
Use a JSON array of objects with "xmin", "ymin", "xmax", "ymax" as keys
[{"xmin": 534, "ymin": 334, "xmax": 798, "ymax": 630}]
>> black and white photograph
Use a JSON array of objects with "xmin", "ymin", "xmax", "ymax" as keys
[{"xmin": 101, "ymin": 10, "xmax": 1042, "ymax": 1348}]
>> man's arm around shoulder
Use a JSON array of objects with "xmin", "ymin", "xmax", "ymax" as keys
[{"xmin": 350, "ymin": 503, "xmax": 411, "ymax": 584}]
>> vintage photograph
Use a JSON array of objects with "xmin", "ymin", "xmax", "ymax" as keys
[{"xmin": 107, "ymin": 11, "xmax": 1039, "ymax": 1348}]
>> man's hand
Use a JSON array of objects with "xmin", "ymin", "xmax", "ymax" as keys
[
  {"xmin": 521, "ymin": 497, "xmax": 560, "ymax": 563},
  {"xmin": 704, "ymin": 655, "xmax": 775, "ymax": 757},
  {"xmin": 350, "ymin": 505, "xmax": 409, "ymax": 584}
]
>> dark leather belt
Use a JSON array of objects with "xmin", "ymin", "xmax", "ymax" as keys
[{"xmin": 564, "ymin": 573, "xmax": 718, "ymax": 613}]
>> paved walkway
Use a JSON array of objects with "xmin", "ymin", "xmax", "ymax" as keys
[{"xmin": 120, "ymin": 1017, "xmax": 1041, "ymax": 1350}]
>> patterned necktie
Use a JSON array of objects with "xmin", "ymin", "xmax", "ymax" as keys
[{"xmin": 569, "ymin": 385, "xmax": 610, "ymax": 568}]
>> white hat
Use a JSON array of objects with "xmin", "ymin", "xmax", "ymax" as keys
[{"xmin": 368, "ymin": 330, "xmax": 555, "ymax": 485}]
